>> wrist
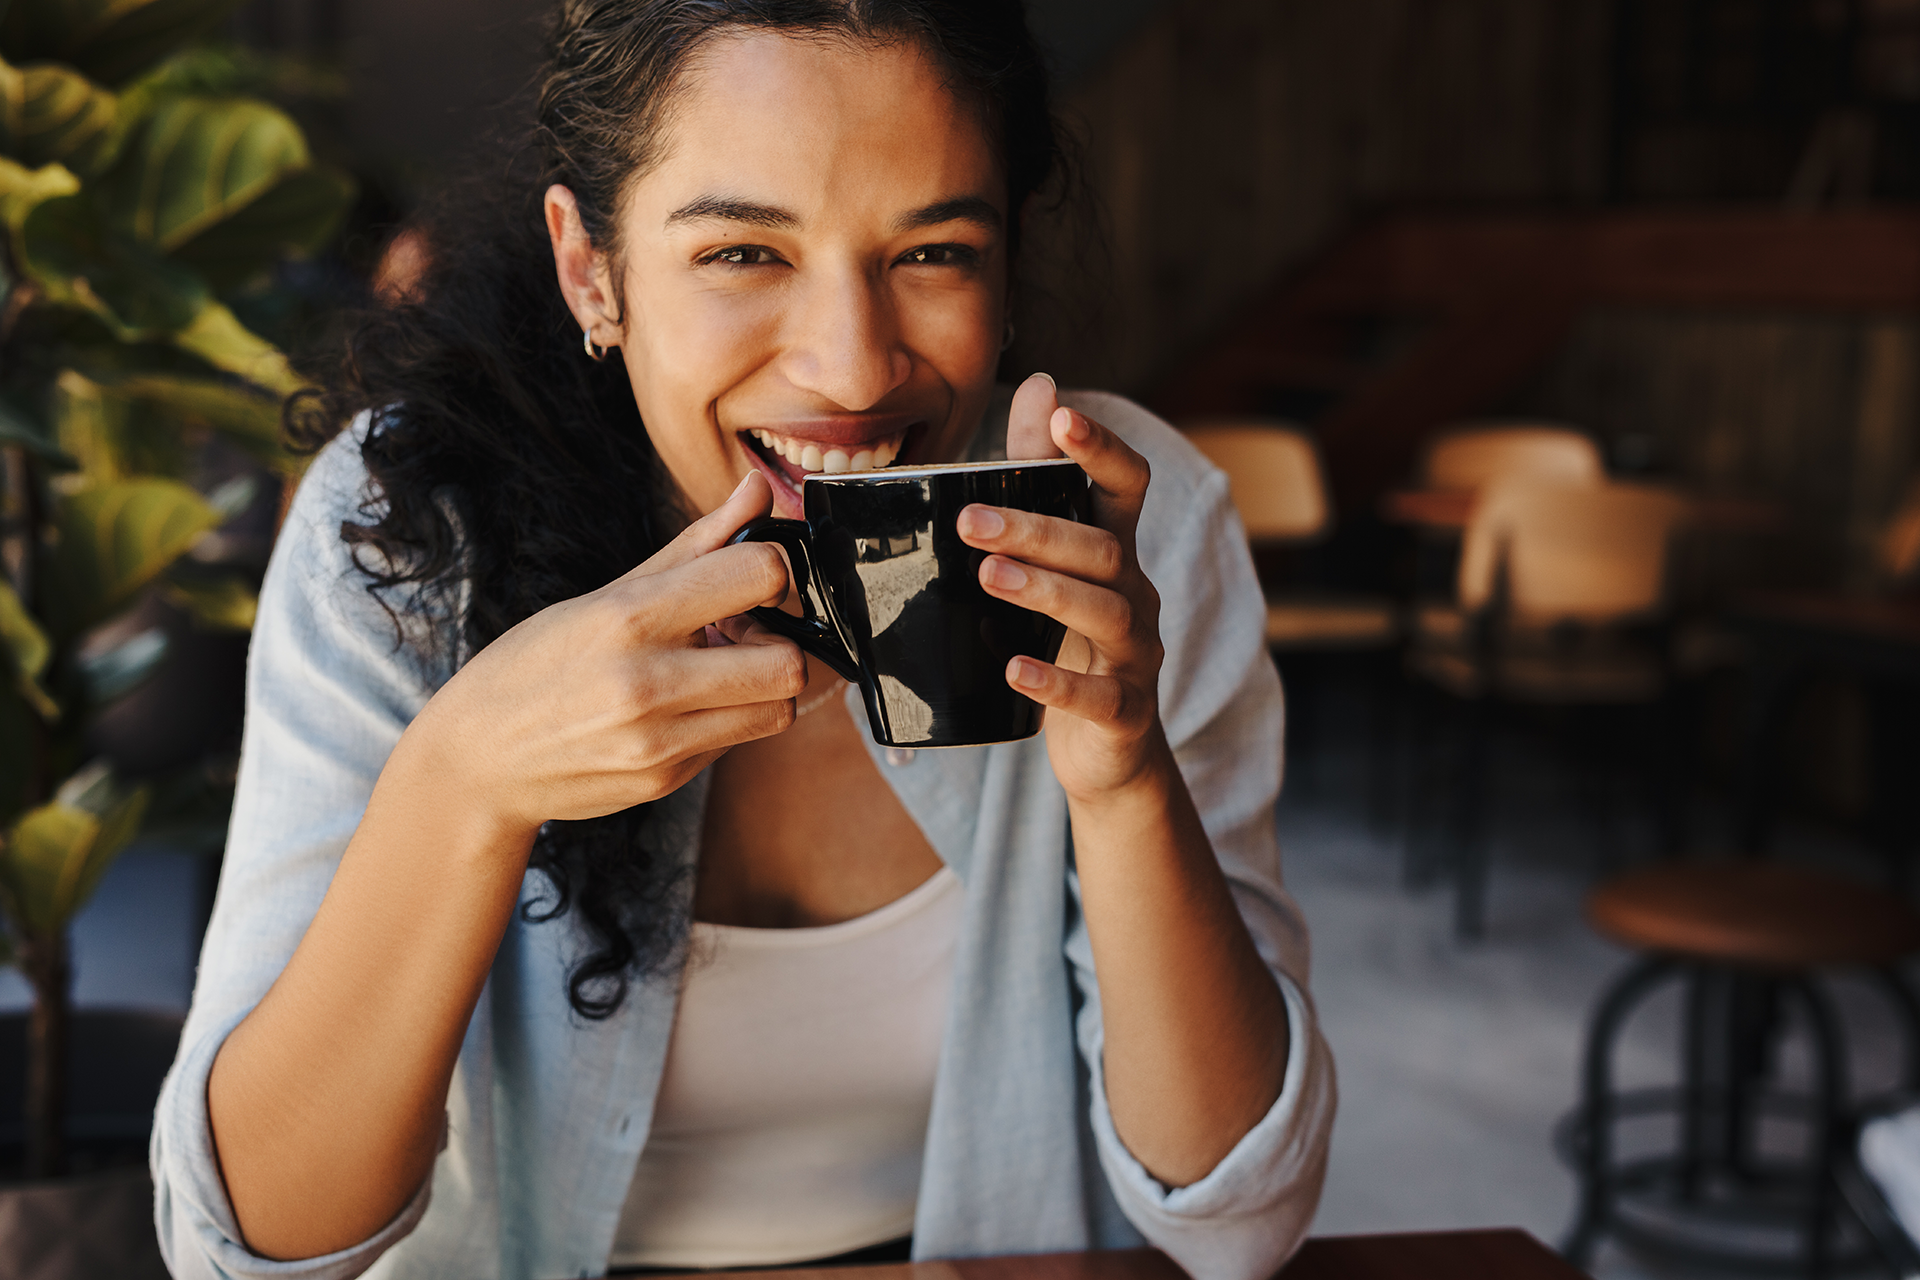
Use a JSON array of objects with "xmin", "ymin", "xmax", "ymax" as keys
[
  {"xmin": 1059, "ymin": 723, "xmax": 1179, "ymax": 812},
  {"xmin": 384, "ymin": 703, "xmax": 541, "ymax": 855}
]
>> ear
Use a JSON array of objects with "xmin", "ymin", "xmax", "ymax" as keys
[{"xmin": 545, "ymin": 184, "xmax": 623, "ymax": 348}]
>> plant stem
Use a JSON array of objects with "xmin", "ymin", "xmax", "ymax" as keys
[{"xmin": 21, "ymin": 930, "xmax": 68, "ymax": 1179}]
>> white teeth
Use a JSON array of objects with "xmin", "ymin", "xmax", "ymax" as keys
[{"xmin": 747, "ymin": 429, "xmax": 908, "ymax": 472}]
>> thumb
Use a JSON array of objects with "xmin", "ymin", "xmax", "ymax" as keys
[{"xmin": 1006, "ymin": 372, "xmax": 1064, "ymax": 461}]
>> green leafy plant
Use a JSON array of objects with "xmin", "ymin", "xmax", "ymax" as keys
[{"xmin": 0, "ymin": 0, "xmax": 353, "ymax": 1177}]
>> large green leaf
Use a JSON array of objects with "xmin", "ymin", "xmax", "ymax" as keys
[
  {"xmin": 42, "ymin": 476, "xmax": 217, "ymax": 640},
  {"xmin": 170, "ymin": 160, "xmax": 354, "ymax": 290},
  {"xmin": 16, "ymin": 189, "xmax": 207, "ymax": 334},
  {"xmin": 0, "ymin": 154, "xmax": 77, "ymax": 230},
  {"xmin": 0, "ymin": 580, "xmax": 56, "ymax": 721},
  {"xmin": 0, "ymin": 392, "xmax": 73, "ymax": 465},
  {"xmin": 0, "ymin": 765, "xmax": 148, "ymax": 935},
  {"xmin": 164, "ymin": 571, "xmax": 252, "ymax": 629},
  {"xmin": 99, "ymin": 94, "xmax": 311, "ymax": 250},
  {"xmin": 54, "ymin": 368, "xmax": 281, "ymax": 481},
  {"xmin": 0, "ymin": 0, "xmax": 244, "ymax": 89},
  {"xmin": 168, "ymin": 297, "xmax": 298, "ymax": 395},
  {"xmin": 0, "ymin": 54, "xmax": 118, "ymax": 172}
]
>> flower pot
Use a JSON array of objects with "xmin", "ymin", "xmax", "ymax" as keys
[{"xmin": 0, "ymin": 1011, "xmax": 181, "ymax": 1280}]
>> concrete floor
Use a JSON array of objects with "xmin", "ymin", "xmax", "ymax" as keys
[{"xmin": 1283, "ymin": 691, "xmax": 1914, "ymax": 1278}]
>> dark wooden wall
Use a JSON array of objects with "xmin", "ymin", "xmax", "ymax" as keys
[{"xmin": 1010, "ymin": 0, "xmax": 1616, "ymax": 394}]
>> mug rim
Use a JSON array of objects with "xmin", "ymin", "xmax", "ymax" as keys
[{"xmin": 802, "ymin": 456, "xmax": 1083, "ymax": 484}]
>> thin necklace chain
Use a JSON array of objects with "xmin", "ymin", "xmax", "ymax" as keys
[{"xmin": 794, "ymin": 677, "xmax": 848, "ymax": 719}]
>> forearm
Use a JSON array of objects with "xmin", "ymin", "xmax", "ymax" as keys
[
  {"xmin": 1071, "ymin": 732, "xmax": 1290, "ymax": 1188},
  {"xmin": 207, "ymin": 718, "xmax": 536, "ymax": 1261}
]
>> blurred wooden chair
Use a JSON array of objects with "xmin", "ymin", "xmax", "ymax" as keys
[
  {"xmin": 1406, "ymin": 479, "xmax": 1690, "ymax": 936},
  {"xmin": 1186, "ymin": 422, "xmax": 1400, "ymax": 790},
  {"xmin": 1422, "ymin": 421, "xmax": 1607, "ymax": 493}
]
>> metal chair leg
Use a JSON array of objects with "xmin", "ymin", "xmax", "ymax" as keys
[{"xmin": 1452, "ymin": 696, "xmax": 1492, "ymax": 940}]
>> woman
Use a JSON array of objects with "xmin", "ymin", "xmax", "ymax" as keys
[{"xmin": 151, "ymin": 3, "xmax": 1335, "ymax": 1278}]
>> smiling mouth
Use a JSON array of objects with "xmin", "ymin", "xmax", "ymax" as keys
[{"xmin": 741, "ymin": 424, "xmax": 921, "ymax": 488}]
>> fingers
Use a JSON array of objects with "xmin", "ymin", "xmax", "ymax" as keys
[
  {"xmin": 957, "ymin": 503, "xmax": 1124, "ymax": 581},
  {"xmin": 1049, "ymin": 407, "xmax": 1150, "ymax": 544},
  {"xmin": 1006, "ymin": 372, "xmax": 1064, "ymax": 461},
  {"xmin": 627, "ymin": 470, "xmax": 776, "ymax": 580},
  {"xmin": 620, "ymin": 539, "xmax": 791, "ymax": 637},
  {"xmin": 1006, "ymin": 656, "xmax": 1136, "ymax": 727},
  {"xmin": 978, "ymin": 556, "xmax": 1150, "ymax": 654},
  {"xmin": 652, "ymin": 632, "xmax": 808, "ymax": 712},
  {"xmin": 669, "ymin": 698, "xmax": 801, "ymax": 755}
]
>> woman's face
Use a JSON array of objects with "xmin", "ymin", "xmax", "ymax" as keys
[{"xmin": 553, "ymin": 31, "xmax": 1010, "ymax": 521}]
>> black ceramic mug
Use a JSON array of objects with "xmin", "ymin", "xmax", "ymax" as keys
[{"xmin": 727, "ymin": 457, "xmax": 1091, "ymax": 748}]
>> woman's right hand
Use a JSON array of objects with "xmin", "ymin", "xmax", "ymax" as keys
[
  {"xmin": 210, "ymin": 470, "xmax": 804, "ymax": 1262},
  {"xmin": 409, "ymin": 469, "xmax": 807, "ymax": 838}
]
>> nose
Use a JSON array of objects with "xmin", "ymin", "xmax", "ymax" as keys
[{"xmin": 779, "ymin": 263, "xmax": 912, "ymax": 411}]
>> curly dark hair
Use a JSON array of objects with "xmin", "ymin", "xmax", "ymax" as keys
[{"xmin": 288, "ymin": 0, "xmax": 1064, "ymax": 1018}]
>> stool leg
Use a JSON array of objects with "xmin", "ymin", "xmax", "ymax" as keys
[
  {"xmin": 1871, "ymin": 967, "xmax": 1920, "ymax": 1093},
  {"xmin": 1725, "ymin": 975, "xmax": 1781, "ymax": 1183},
  {"xmin": 1679, "ymin": 964, "xmax": 1713, "ymax": 1203},
  {"xmin": 1565, "ymin": 955, "xmax": 1678, "ymax": 1265},
  {"xmin": 1791, "ymin": 977, "xmax": 1849, "ymax": 1279}
]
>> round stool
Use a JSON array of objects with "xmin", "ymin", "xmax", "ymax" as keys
[{"xmin": 1561, "ymin": 863, "xmax": 1920, "ymax": 1277}]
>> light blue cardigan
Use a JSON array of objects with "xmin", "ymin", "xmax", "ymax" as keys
[{"xmin": 151, "ymin": 391, "xmax": 1337, "ymax": 1280}]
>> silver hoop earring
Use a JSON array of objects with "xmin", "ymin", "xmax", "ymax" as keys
[
  {"xmin": 1001, "ymin": 319, "xmax": 1016, "ymax": 353},
  {"xmin": 583, "ymin": 329, "xmax": 608, "ymax": 362}
]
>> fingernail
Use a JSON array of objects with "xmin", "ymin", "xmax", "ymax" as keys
[
  {"xmin": 731, "ymin": 472, "xmax": 754, "ymax": 497},
  {"xmin": 1064, "ymin": 409, "xmax": 1091, "ymax": 442},
  {"xmin": 1009, "ymin": 657, "xmax": 1045, "ymax": 689},
  {"xmin": 960, "ymin": 506, "xmax": 1005, "ymax": 538},
  {"xmin": 1031, "ymin": 371, "xmax": 1056, "ymax": 391},
  {"xmin": 983, "ymin": 557, "xmax": 1027, "ymax": 590}
]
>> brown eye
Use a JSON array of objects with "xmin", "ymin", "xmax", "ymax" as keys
[
  {"xmin": 705, "ymin": 245, "xmax": 781, "ymax": 266},
  {"xmin": 900, "ymin": 244, "xmax": 979, "ymax": 267}
]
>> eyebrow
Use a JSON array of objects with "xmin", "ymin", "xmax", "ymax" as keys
[
  {"xmin": 664, "ymin": 195, "xmax": 799, "ymax": 230},
  {"xmin": 893, "ymin": 197, "xmax": 1003, "ymax": 234},
  {"xmin": 662, "ymin": 194, "xmax": 1005, "ymax": 235}
]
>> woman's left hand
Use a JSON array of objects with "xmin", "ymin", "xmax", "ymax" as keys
[{"xmin": 957, "ymin": 376, "xmax": 1166, "ymax": 801}]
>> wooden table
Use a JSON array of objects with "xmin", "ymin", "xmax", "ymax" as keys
[{"xmin": 726, "ymin": 1233, "xmax": 1588, "ymax": 1280}]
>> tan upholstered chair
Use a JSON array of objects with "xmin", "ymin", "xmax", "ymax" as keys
[
  {"xmin": 1186, "ymin": 421, "xmax": 1401, "ymax": 796},
  {"xmin": 1407, "ymin": 479, "xmax": 1691, "ymax": 935},
  {"xmin": 1422, "ymin": 422, "xmax": 1607, "ymax": 493},
  {"xmin": 1185, "ymin": 422, "xmax": 1397, "ymax": 651}
]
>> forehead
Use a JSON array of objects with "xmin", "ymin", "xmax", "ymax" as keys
[{"xmin": 632, "ymin": 28, "xmax": 1003, "ymax": 218}]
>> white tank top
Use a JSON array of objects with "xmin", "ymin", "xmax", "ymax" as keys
[{"xmin": 609, "ymin": 867, "xmax": 962, "ymax": 1269}]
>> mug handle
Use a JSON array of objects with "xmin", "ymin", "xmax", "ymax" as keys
[{"xmin": 726, "ymin": 517, "xmax": 864, "ymax": 684}]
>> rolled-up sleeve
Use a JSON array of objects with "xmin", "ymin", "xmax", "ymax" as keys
[
  {"xmin": 151, "ymin": 423, "xmax": 450, "ymax": 1280},
  {"xmin": 1060, "ymin": 394, "xmax": 1337, "ymax": 1280}
]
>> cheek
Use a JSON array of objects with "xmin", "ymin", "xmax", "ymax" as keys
[
  {"xmin": 899, "ymin": 285, "xmax": 1001, "ymax": 387},
  {"xmin": 621, "ymin": 286, "xmax": 782, "ymax": 509}
]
